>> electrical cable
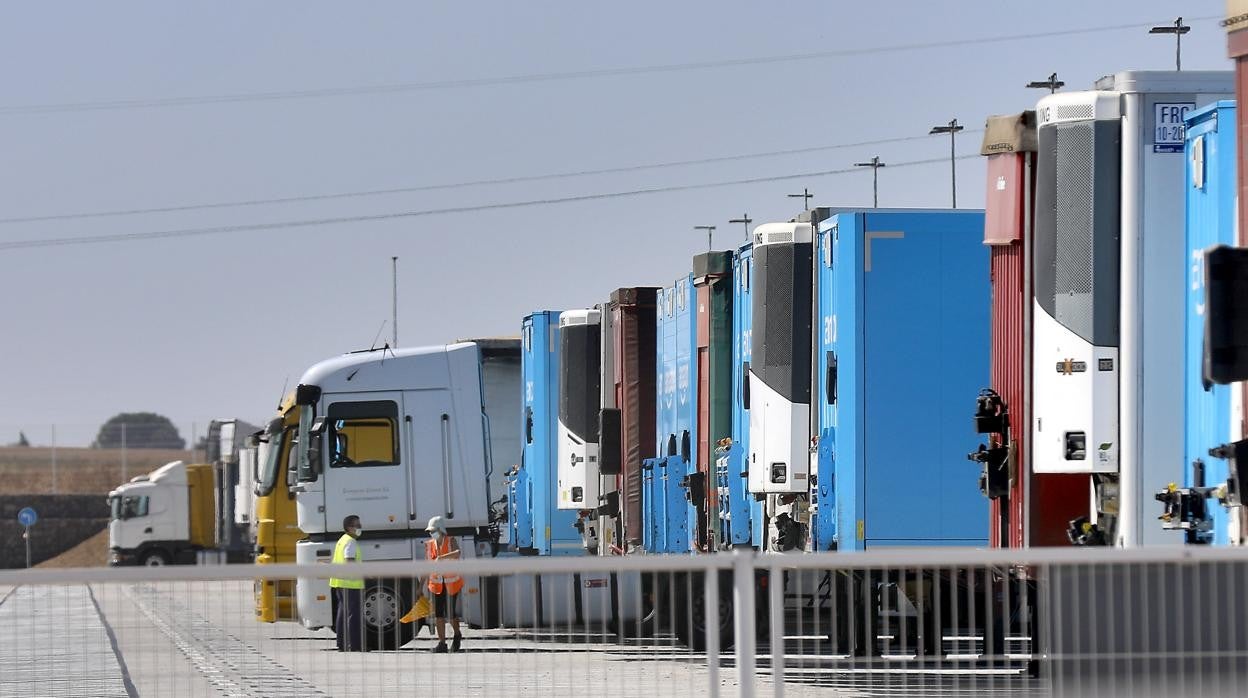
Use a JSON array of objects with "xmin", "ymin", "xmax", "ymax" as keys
[{"xmin": 0, "ymin": 154, "xmax": 980, "ymax": 252}]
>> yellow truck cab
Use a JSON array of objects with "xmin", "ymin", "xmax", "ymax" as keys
[{"xmin": 253, "ymin": 395, "xmax": 302, "ymax": 622}]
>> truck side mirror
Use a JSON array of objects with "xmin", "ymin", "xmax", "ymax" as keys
[
  {"xmin": 598, "ymin": 408, "xmax": 622, "ymax": 475},
  {"xmin": 304, "ymin": 417, "xmax": 326, "ymax": 477}
]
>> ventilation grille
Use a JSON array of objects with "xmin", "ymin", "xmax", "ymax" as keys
[
  {"xmin": 1056, "ymin": 103, "xmax": 1095, "ymax": 121},
  {"xmin": 1054, "ymin": 122, "xmax": 1095, "ymax": 339},
  {"xmin": 765, "ymin": 230, "xmax": 795, "ymax": 244}
]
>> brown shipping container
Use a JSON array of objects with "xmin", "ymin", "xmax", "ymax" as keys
[
  {"xmin": 983, "ymin": 113, "xmax": 1088, "ymax": 548},
  {"xmin": 609, "ymin": 287, "xmax": 659, "ymax": 548}
]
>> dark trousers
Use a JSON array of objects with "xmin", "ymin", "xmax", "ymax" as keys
[{"xmin": 335, "ymin": 587, "xmax": 364, "ymax": 651}]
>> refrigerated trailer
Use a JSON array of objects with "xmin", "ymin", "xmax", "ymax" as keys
[
  {"xmin": 1031, "ymin": 70, "xmax": 1233, "ymax": 547},
  {"xmin": 510, "ymin": 311, "xmax": 582, "ymax": 555}
]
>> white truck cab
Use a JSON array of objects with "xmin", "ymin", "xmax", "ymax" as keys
[
  {"xmin": 108, "ymin": 460, "xmax": 214, "ymax": 566},
  {"xmin": 289, "ymin": 341, "xmax": 520, "ymax": 646}
]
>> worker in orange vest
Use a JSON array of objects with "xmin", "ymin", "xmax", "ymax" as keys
[{"xmin": 424, "ymin": 515, "xmax": 463, "ymax": 652}]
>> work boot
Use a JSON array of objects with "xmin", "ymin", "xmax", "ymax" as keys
[
  {"xmin": 433, "ymin": 640, "xmax": 448, "ymax": 653},
  {"xmin": 451, "ymin": 633, "xmax": 462, "ymax": 652}
]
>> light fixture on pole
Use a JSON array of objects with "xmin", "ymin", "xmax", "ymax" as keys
[
  {"xmin": 728, "ymin": 214, "xmax": 753, "ymax": 241},
  {"xmin": 854, "ymin": 156, "xmax": 886, "ymax": 208},
  {"xmin": 694, "ymin": 225, "xmax": 716, "ymax": 251},
  {"xmin": 929, "ymin": 119, "xmax": 964, "ymax": 208},
  {"xmin": 1025, "ymin": 73, "xmax": 1065, "ymax": 94},
  {"xmin": 1149, "ymin": 17, "xmax": 1190, "ymax": 71},
  {"xmin": 787, "ymin": 188, "xmax": 814, "ymax": 211}
]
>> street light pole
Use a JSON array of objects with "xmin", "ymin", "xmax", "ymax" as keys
[
  {"xmin": 929, "ymin": 119, "xmax": 964, "ymax": 208},
  {"xmin": 1026, "ymin": 72, "xmax": 1065, "ymax": 94},
  {"xmin": 728, "ymin": 214, "xmax": 753, "ymax": 241},
  {"xmin": 1149, "ymin": 17, "xmax": 1190, "ymax": 71},
  {"xmin": 391, "ymin": 256, "xmax": 398, "ymax": 348},
  {"xmin": 694, "ymin": 225, "xmax": 716, "ymax": 251},
  {"xmin": 786, "ymin": 189, "xmax": 813, "ymax": 211},
  {"xmin": 854, "ymin": 157, "xmax": 886, "ymax": 208}
]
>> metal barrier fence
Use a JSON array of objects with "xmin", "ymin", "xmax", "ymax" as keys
[{"xmin": 1, "ymin": 547, "xmax": 1247, "ymax": 697}]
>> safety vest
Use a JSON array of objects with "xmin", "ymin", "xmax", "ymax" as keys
[
  {"xmin": 425, "ymin": 537, "xmax": 463, "ymax": 595},
  {"xmin": 329, "ymin": 533, "xmax": 363, "ymax": 589}
]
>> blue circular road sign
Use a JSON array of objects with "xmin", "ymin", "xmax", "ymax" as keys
[{"xmin": 17, "ymin": 507, "xmax": 37, "ymax": 527}]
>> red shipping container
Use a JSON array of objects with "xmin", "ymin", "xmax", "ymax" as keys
[{"xmin": 982, "ymin": 113, "xmax": 1088, "ymax": 548}]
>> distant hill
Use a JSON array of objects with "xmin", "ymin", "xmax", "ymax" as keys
[{"xmin": 0, "ymin": 446, "xmax": 196, "ymax": 495}]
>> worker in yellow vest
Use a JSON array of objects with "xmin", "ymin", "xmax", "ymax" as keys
[
  {"xmin": 330, "ymin": 514, "xmax": 365, "ymax": 652},
  {"xmin": 424, "ymin": 516, "xmax": 463, "ymax": 652}
]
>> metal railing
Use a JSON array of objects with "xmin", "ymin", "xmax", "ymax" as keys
[{"xmin": 2, "ymin": 546, "xmax": 1247, "ymax": 697}]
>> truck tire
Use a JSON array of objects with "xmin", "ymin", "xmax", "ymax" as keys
[
  {"xmin": 672, "ymin": 572, "xmax": 734, "ymax": 651},
  {"xmin": 141, "ymin": 549, "xmax": 171, "ymax": 567},
  {"xmin": 363, "ymin": 580, "xmax": 415, "ymax": 651}
]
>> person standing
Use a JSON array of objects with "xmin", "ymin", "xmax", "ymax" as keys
[
  {"xmin": 330, "ymin": 514, "xmax": 366, "ymax": 652},
  {"xmin": 424, "ymin": 516, "xmax": 463, "ymax": 652}
]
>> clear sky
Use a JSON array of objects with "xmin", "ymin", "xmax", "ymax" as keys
[{"xmin": 0, "ymin": 1, "xmax": 1230, "ymax": 446}]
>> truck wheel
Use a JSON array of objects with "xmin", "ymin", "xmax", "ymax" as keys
[
  {"xmin": 672, "ymin": 572, "xmax": 734, "ymax": 651},
  {"xmin": 141, "ymin": 549, "xmax": 170, "ymax": 567},
  {"xmin": 363, "ymin": 581, "xmax": 414, "ymax": 651}
]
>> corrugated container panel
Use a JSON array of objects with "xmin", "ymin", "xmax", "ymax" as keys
[
  {"xmin": 609, "ymin": 288, "xmax": 658, "ymax": 549},
  {"xmin": 986, "ymin": 149, "xmax": 1089, "ymax": 548}
]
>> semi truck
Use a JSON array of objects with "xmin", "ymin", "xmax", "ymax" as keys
[
  {"xmin": 109, "ymin": 418, "xmax": 260, "ymax": 566},
  {"xmin": 109, "ymin": 460, "xmax": 217, "ymax": 566},
  {"xmin": 286, "ymin": 340, "xmax": 643, "ymax": 649}
]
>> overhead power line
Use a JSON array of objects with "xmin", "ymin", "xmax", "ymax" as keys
[
  {"xmin": 0, "ymin": 131, "xmax": 981, "ymax": 226},
  {"xmin": 0, "ymin": 154, "xmax": 979, "ymax": 252},
  {"xmin": 0, "ymin": 16, "xmax": 1218, "ymax": 116}
]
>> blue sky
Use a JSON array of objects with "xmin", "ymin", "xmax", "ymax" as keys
[{"xmin": 0, "ymin": 1, "xmax": 1229, "ymax": 446}]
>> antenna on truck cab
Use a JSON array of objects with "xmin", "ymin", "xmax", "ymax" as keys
[{"xmin": 369, "ymin": 320, "xmax": 388, "ymax": 351}]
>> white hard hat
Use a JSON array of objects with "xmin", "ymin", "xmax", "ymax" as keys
[{"xmin": 425, "ymin": 515, "xmax": 447, "ymax": 533}]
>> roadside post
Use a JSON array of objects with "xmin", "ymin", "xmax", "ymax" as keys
[{"xmin": 17, "ymin": 507, "xmax": 37, "ymax": 568}]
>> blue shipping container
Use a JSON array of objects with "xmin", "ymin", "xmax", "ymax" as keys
[
  {"xmin": 814, "ymin": 209, "xmax": 990, "ymax": 550},
  {"xmin": 1183, "ymin": 101, "xmax": 1237, "ymax": 545},
  {"xmin": 717, "ymin": 242, "xmax": 760, "ymax": 547},
  {"xmin": 516, "ymin": 311, "xmax": 582, "ymax": 555},
  {"xmin": 644, "ymin": 275, "xmax": 697, "ymax": 553}
]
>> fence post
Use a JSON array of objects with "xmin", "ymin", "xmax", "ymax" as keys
[
  {"xmin": 733, "ymin": 548, "xmax": 756, "ymax": 698},
  {"xmin": 705, "ymin": 563, "xmax": 720, "ymax": 695},
  {"xmin": 769, "ymin": 564, "xmax": 784, "ymax": 696}
]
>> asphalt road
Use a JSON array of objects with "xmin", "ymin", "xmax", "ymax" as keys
[{"xmin": 0, "ymin": 581, "xmax": 1043, "ymax": 697}]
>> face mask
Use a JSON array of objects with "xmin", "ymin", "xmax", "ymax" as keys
[
  {"xmin": 432, "ymin": 531, "xmax": 444, "ymax": 542},
  {"xmin": 354, "ymin": 527, "xmax": 364, "ymax": 536}
]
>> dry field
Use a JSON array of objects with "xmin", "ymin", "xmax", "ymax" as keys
[{"xmin": 0, "ymin": 446, "xmax": 194, "ymax": 495}]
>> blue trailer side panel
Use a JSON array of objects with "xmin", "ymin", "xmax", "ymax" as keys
[
  {"xmin": 1184, "ymin": 101, "xmax": 1237, "ymax": 545},
  {"xmin": 817, "ymin": 210, "xmax": 990, "ymax": 550},
  {"xmin": 718, "ymin": 242, "xmax": 757, "ymax": 547},
  {"xmin": 519, "ymin": 312, "xmax": 581, "ymax": 555},
  {"xmin": 646, "ymin": 276, "xmax": 696, "ymax": 553}
]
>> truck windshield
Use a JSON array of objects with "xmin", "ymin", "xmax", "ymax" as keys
[
  {"xmin": 110, "ymin": 495, "xmax": 149, "ymax": 520},
  {"xmin": 256, "ymin": 418, "xmax": 288, "ymax": 497}
]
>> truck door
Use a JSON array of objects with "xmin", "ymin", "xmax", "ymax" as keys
[
  {"xmin": 404, "ymin": 389, "xmax": 456, "ymax": 528},
  {"xmin": 322, "ymin": 392, "xmax": 411, "ymax": 532}
]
